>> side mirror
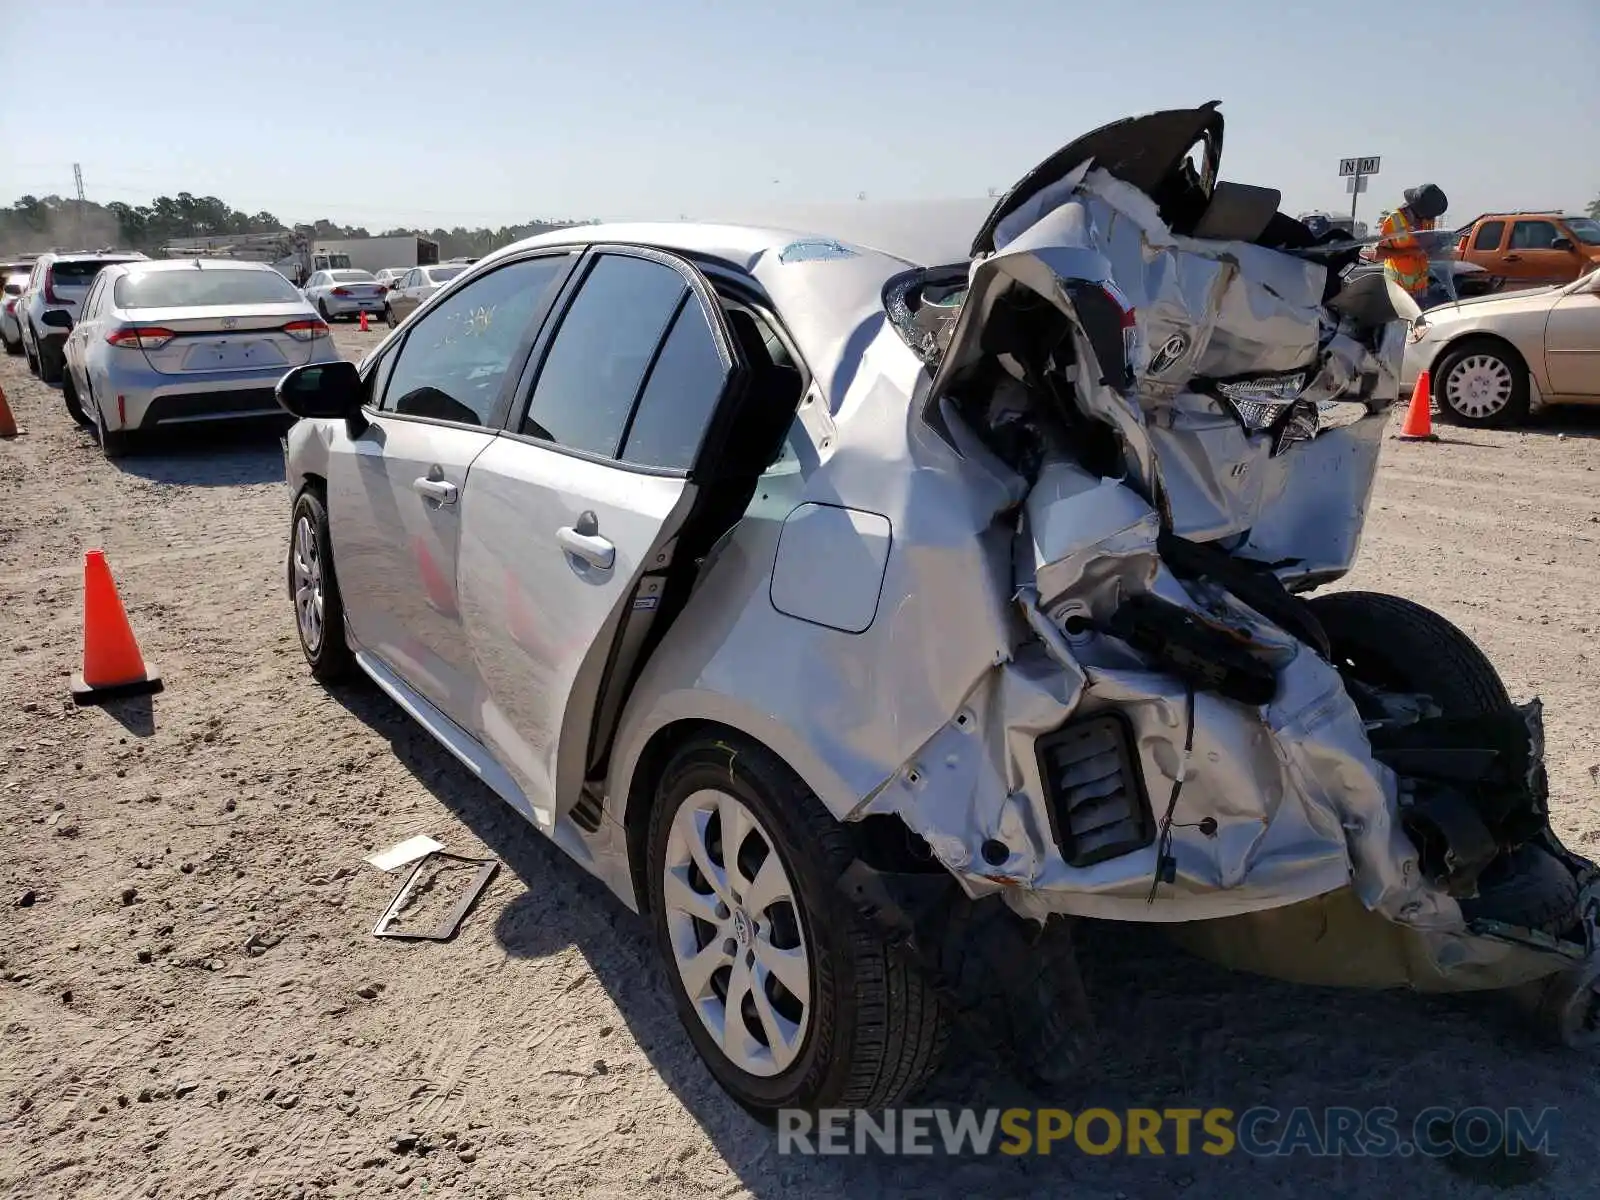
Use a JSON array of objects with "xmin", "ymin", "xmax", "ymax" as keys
[
  {"xmin": 276, "ymin": 360, "xmax": 367, "ymax": 436},
  {"xmin": 41, "ymin": 309, "xmax": 73, "ymax": 330},
  {"xmin": 1551, "ymin": 237, "xmax": 1575, "ymax": 252}
]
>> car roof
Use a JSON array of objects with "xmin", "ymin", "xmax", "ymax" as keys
[
  {"xmin": 495, "ymin": 221, "xmax": 935, "ymax": 413},
  {"xmin": 117, "ymin": 258, "xmax": 280, "ymax": 274},
  {"xmin": 41, "ymin": 250, "xmax": 149, "ymax": 263}
]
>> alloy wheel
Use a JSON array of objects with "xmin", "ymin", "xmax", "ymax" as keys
[
  {"xmin": 1444, "ymin": 353, "xmax": 1515, "ymax": 420},
  {"xmin": 661, "ymin": 788, "xmax": 812, "ymax": 1077},
  {"xmin": 291, "ymin": 514, "xmax": 325, "ymax": 653}
]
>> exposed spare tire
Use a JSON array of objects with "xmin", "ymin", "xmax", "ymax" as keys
[
  {"xmin": 1309, "ymin": 590, "xmax": 1577, "ymax": 933},
  {"xmin": 1307, "ymin": 590, "xmax": 1510, "ymax": 716},
  {"xmin": 1459, "ymin": 845, "xmax": 1580, "ymax": 937}
]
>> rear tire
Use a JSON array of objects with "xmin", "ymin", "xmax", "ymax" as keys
[
  {"xmin": 1433, "ymin": 337, "xmax": 1530, "ymax": 428},
  {"xmin": 646, "ymin": 736, "xmax": 949, "ymax": 1118},
  {"xmin": 61, "ymin": 369, "xmax": 94, "ymax": 429},
  {"xmin": 23, "ymin": 331, "xmax": 40, "ymax": 376},
  {"xmin": 1461, "ymin": 846, "xmax": 1580, "ymax": 936},
  {"xmin": 2, "ymin": 331, "xmax": 20, "ymax": 356},
  {"xmin": 35, "ymin": 333, "xmax": 63, "ymax": 384},
  {"xmin": 289, "ymin": 486, "xmax": 355, "ymax": 683},
  {"xmin": 317, "ymin": 300, "xmax": 332, "ymax": 323},
  {"xmin": 384, "ymin": 303, "xmax": 397, "ymax": 329}
]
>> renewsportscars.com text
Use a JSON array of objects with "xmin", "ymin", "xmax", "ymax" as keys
[{"xmin": 778, "ymin": 1106, "xmax": 1560, "ymax": 1158}]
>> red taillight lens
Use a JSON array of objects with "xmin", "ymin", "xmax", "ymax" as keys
[
  {"xmin": 3, "ymin": 299, "xmax": 13, "ymax": 315},
  {"xmin": 282, "ymin": 319, "xmax": 330, "ymax": 342},
  {"xmin": 377, "ymin": 284, "xmax": 389, "ymax": 294},
  {"xmin": 330, "ymin": 287, "xmax": 351, "ymax": 296},
  {"xmin": 106, "ymin": 326, "xmax": 176, "ymax": 350}
]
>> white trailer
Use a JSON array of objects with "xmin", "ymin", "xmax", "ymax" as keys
[{"xmin": 311, "ymin": 235, "xmax": 440, "ymax": 275}]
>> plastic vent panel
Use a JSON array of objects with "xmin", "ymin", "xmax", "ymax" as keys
[{"xmin": 1035, "ymin": 713, "xmax": 1155, "ymax": 868}]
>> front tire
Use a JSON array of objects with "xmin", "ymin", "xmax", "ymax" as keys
[
  {"xmin": 289, "ymin": 486, "xmax": 355, "ymax": 683},
  {"xmin": 647, "ymin": 737, "xmax": 949, "ymax": 1118},
  {"xmin": 1434, "ymin": 337, "xmax": 1530, "ymax": 428},
  {"xmin": 384, "ymin": 303, "xmax": 397, "ymax": 329},
  {"xmin": 317, "ymin": 299, "xmax": 332, "ymax": 323}
]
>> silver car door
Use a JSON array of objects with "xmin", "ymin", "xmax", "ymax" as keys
[
  {"xmin": 325, "ymin": 252, "xmax": 577, "ymax": 728},
  {"xmin": 458, "ymin": 248, "xmax": 747, "ymax": 827},
  {"xmin": 1544, "ymin": 274, "xmax": 1600, "ymax": 397}
]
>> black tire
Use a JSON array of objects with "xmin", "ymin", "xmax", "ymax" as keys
[
  {"xmin": 2, "ymin": 332, "xmax": 20, "ymax": 356},
  {"xmin": 317, "ymin": 300, "xmax": 332, "ymax": 322},
  {"xmin": 646, "ymin": 737, "xmax": 949, "ymax": 1118},
  {"xmin": 383, "ymin": 303, "xmax": 397, "ymax": 329},
  {"xmin": 288, "ymin": 486, "xmax": 355, "ymax": 683},
  {"xmin": 1313, "ymin": 591, "xmax": 1579, "ymax": 933},
  {"xmin": 1308, "ymin": 590, "xmax": 1510, "ymax": 716},
  {"xmin": 1432, "ymin": 336, "xmax": 1530, "ymax": 429},
  {"xmin": 1461, "ymin": 845, "xmax": 1580, "ymax": 936},
  {"xmin": 23, "ymin": 331, "xmax": 40, "ymax": 376},
  {"xmin": 61, "ymin": 368, "xmax": 94, "ymax": 429},
  {"xmin": 35, "ymin": 333, "xmax": 63, "ymax": 384}
]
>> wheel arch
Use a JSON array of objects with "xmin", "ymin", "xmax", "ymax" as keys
[
  {"xmin": 1433, "ymin": 329, "xmax": 1533, "ymax": 387},
  {"xmin": 617, "ymin": 712, "xmax": 886, "ymax": 915}
]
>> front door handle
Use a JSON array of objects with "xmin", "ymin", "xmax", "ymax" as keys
[
  {"xmin": 1503, "ymin": 253, "xmax": 1522, "ymax": 262},
  {"xmin": 413, "ymin": 476, "xmax": 458, "ymax": 505},
  {"xmin": 557, "ymin": 522, "xmax": 615, "ymax": 570}
]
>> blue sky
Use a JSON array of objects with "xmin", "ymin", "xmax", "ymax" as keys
[{"xmin": 2, "ymin": 0, "xmax": 1596, "ymax": 232}]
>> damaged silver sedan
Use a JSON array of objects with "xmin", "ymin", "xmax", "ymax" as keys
[{"xmin": 277, "ymin": 102, "xmax": 1598, "ymax": 1118}]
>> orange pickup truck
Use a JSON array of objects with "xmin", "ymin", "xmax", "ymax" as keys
[{"xmin": 1455, "ymin": 211, "xmax": 1600, "ymax": 289}]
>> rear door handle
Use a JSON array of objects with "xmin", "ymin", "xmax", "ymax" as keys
[
  {"xmin": 1503, "ymin": 253, "xmax": 1522, "ymax": 262},
  {"xmin": 413, "ymin": 477, "xmax": 458, "ymax": 505},
  {"xmin": 557, "ymin": 526, "xmax": 615, "ymax": 570}
]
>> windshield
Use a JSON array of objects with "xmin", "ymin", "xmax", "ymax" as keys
[
  {"xmin": 328, "ymin": 270, "xmax": 376, "ymax": 283},
  {"xmin": 425, "ymin": 265, "xmax": 467, "ymax": 284},
  {"xmin": 1564, "ymin": 217, "xmax": 1600, "ymax": 246},
  {"xmin": 116, "ymin": 269, "xmax": 303, "ymax": 309}
]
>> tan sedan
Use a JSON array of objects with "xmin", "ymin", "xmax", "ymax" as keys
[{"xmin": 1402, "ymin": 267, "xmax": 1600, "ymax": 427}]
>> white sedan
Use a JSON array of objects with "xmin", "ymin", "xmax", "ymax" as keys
[{"xmin": 302, "ymin": 269, "xmax": 387, "ymax": 322}]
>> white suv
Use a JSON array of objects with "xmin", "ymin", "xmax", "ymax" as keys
[{"xmin": 18, "ymin": 250, "xmax": 148, "ymax": 382}]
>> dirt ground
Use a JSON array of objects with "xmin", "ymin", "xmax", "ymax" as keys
[{"xmin": 2, "ymin": 328, "xmax": 1597, "ymax": 1200}]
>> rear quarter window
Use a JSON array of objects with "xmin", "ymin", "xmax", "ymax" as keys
[{"xmin": 114, "ymin": 269, "xmax": 303, "ymax": 309}]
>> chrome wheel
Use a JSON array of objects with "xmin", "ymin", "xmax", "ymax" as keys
[
  {"xmin": 662, "ymin": 788, "xmax": 811, "ymax": 1077},
  {"xmin": 1443, "ymin": 353, "xmax": 1515, "ymax": 420},
  {"xmin": 292, "ymin": 514, "xmax": 325, "ymax": 653}
]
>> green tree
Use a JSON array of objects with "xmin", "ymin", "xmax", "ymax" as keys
[{"xmin": 1587, "ymin": 192, "xmax": 1600, "ymax": 220}]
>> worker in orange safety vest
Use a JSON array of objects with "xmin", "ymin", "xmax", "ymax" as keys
[{"xmin": 1376, "ymin": 183, "xmax": 1449, "ymax": 298}]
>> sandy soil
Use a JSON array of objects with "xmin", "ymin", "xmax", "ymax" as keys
[{"xmin": 2, "ymin": 328, "xmax": 1597, "ymax": 1199}]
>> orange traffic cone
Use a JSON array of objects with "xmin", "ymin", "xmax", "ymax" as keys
[
  {"xmin": 1395, "ymin": 370, "xmax": 1438, "ymax": 441},
  {"xmin": 359, "ymin": 311, "xmax": 369, "ymax": 332},
  {"xmin": 0, "ymin": 383, "xmax": 19, "ymax": 437},
  {"xmin": 71, "ymin": 550, "xmax": 163, "ymax": 704}
]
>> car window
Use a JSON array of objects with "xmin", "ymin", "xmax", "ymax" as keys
[
  {"xmin": 520, "ymin": 254, "xmax": 688, "ymax": 457},
  {"xmin": 1509, "ymin": 221, "xmax": 1558, "ymax": 251},
  {"xmin": 617, "ymin": 297, "xmax": 730, "ymax": 471},
  {"xmin": 50, "ymin": 260, "xmax": 134, "ymax": 286},
  {"xmin": 116, "ymin": 269, "xmax": 301, "ymax": 308},
  {"xmin": 1471, "ymin": 221, "xmax": 1505, "ymax": 252},
  {"xmin": 403, "ymin": 270, "xmax": 419, "ymax": 289},
  {"xmin": 84, "ymin": 274, "xmax": 109, "ymax": 317},
  {"xmin": 307, "ymin": 273, "xmax": 323, "ymax": 289},
  {"xmin": 1566, "ymin": 217, "xmax": 1600, "ymax": 246},
  {"xmin": 378, "ymin": 254, "xmax": 569, "ymax": 426},
  {"xmin": 428, "ymin": 265, "xmax": 466, "ymax": 285},
  {"xmin": 329, "ymin": 270, "xmax": 375, "ymax": 283}
]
